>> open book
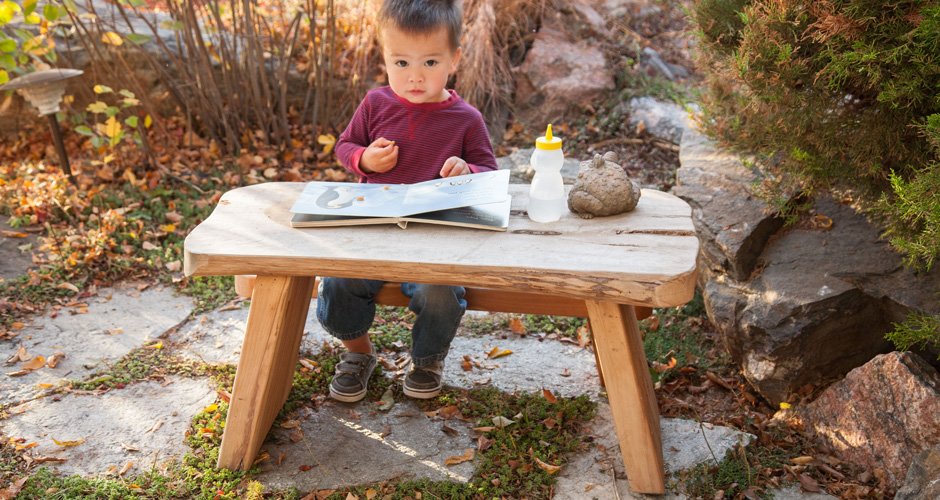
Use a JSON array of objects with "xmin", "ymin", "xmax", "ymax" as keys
[{"xmin": 289, "ymin": 169, "xmax": 511, "ymax": 231}]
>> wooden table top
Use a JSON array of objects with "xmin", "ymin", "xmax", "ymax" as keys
[{"xmin": 184, "ymin": 183, "xmax": 699, "ymax": 307}]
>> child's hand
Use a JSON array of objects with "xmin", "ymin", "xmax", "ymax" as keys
[
  {"xmin": 360, "ymin": 137, "xmax": 398, "ymax": 173},
  {"xmin": 439, "ymin": 156, "xmax": 470, "ymax": 177}
]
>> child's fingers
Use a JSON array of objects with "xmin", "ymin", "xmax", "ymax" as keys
[{"xmin": 440, "ymin": 157, "xmax": 462, "ymax": 177}]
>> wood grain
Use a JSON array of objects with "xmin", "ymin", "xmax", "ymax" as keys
[
  {"xmin": 186, "ymin": 184, "xmax": 698, "ymax": 307},
  {"xmin": 586, "ymin": 300, "xmax": 665, "ymax": 493},
  {"xmin": 217, "ymin": 275, "xmax": 315, "ymax": 470}
]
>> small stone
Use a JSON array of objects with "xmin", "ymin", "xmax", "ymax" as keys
[{"xmin": 567, "ymin": 152, "xmax": 640, "ymax": 219}]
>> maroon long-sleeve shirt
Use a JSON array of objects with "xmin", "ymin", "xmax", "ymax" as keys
[{"xmin": 335, "ymin": 86, "xmax": 497, "ymax": 184}]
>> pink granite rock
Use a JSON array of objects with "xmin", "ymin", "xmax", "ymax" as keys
[{"xmin": 797, "ymin": 352, "xmax": 940, "ymax": 487}]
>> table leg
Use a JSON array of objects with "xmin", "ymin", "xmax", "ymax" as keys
[
  {"xmin": 217, "ymin": 275, "xmax": 316, "ymax": 470},
  {"xmin": 585, "ymin": 300, "xmax": 665, "ymax": 494}
]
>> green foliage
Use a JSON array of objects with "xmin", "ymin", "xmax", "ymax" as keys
[
  {"xmin": 693, "ymin": 0, "xmax": 940, "ymax": 268},
  {"xmin": 0, "ymin": 0, "xmax": 65, "ymax": 84},
  {"xmin": 886, "ymin": 312, "xmax": 940, "ymax": 360}
]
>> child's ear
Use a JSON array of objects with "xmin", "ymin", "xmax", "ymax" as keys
[{"xmin": 450, "ymin": 47, "xmax": 462, "ymax": 72}]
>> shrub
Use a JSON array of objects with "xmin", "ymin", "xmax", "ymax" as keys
[{"xmin": 691, "ymin": 0, "xmax": 940, "ymax": 270}]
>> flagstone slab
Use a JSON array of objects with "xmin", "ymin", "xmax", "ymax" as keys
[
  {"xmin": 555, "ymin": 401, "xmax": 754, "ymax": 498},
  {"xmin": 255, "ymin": 399, "xmax": 477, "ymax": 491},
  {"xmin": 1, "ymin": 376, "xmax": 215, "ymax": 477},
  {"xmin": 171, "ymin": 302, "xmax": 331, "ymax": 365},
  {"xmin": 0, "ymin": 285, "xmax": 193, "ymax": 406}
]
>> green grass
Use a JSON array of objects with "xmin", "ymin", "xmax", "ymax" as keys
[
  {"xmin": 641, "ymin": 292, "xmax": 720, "ymax": 383},
  {"xmin": 182, "ymin": 275, "xmax": 238, "ymax": 314},
  {"xmin": 14, "ymin": 402, "xmax": 247, "ymax": 499},
  {"xmin": 314, "ymin": 386, "xmax": 597, "ymax": 499},
  {"xmin": 70, "ymin": 345, "xmax": 233, "ymax": 391}
]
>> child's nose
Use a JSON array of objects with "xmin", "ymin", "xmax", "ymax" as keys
[{"xmin": 408, "ymin": 70, "xmax": 424, "ymax": 83}]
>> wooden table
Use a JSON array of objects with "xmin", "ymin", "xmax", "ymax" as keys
[{"xmin": 183, "ymin": 182, "xmax": 698, "ymax": 494}]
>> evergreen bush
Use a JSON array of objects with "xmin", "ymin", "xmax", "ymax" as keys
[
  {"xmin": 691, "ymin": 0, "xmax": 940, "ymax": 271},
  {"xmin": 692, "ymin": 0, "xmax": 939, "ymax": 355}
]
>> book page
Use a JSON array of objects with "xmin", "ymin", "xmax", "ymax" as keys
[
  {"xmin": 290, "ymin": 169, "xmax": 510, "ymax": 218},
  {"xmin": 399, "ymin": 170, "xmax": 510, "ymax": 215},
  {"xmin": 290, "ymin": 182, "xmax": 408, "ymax": 217}
]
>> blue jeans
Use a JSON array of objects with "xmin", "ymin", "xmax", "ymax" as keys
[{"xmin": 316, "ymin": 278, "xmax": 467, "ymax": 367}]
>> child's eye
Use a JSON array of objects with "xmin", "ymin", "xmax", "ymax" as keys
[
  {"xmin": 424, "ymin": 60, "xmax": 439, "ymax": 68},
  {"xmin": 394, "ymin": 60, "xmax": 408, "ymax": 68}
]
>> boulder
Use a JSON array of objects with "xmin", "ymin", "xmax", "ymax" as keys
[
  {"xmin": 626, "ymin": 96, "xmax": 698, "ymax": 144},
  {"xmin": 895, "ymin": 443, "xmax": 940, "ymax": 500},
  {"xmin": 512, "ymin": 14, "xmax": 614, "ymax": 129},
  {"xmin": 797, "ymin": 352, "xmax": 940, "ymax": 488},
  {"xmin": 675, "ymin": 128, "xmax": 940, "ymax": 404},
  {"xmin": 675, "ymin": 129, "xmax": 785, "ymax": 282}
]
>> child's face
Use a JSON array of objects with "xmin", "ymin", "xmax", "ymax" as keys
[{"xmin": 382, "ymin": 24, "xmax": 461, "ymax": 104}]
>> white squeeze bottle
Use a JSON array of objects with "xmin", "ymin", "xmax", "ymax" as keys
[{"xmin": 528, "ymin": 124, "xmax": 567, "ymax": 223}]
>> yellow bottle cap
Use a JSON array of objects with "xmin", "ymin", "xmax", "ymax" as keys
[{"xmin": 535, "ymin": 124, "xmax": 562, "ymax": 150}]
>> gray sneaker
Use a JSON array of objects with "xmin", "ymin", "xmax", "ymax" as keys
[
  {"xmin": 403, "ymin": 360, "xmax": 444, "ymax": 399},
  {"xmin": 329, "ymin": 351, "xmax": 377, "ymax": 403}
]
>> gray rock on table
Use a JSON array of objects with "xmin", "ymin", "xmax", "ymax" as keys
[{"xmin": 567, "ymin": 151, "xmax": 641, "ymax": 218}]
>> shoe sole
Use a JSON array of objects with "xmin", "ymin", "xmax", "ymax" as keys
[
  {"xmin": 403, "ymin": 385, "xmax": 441, "ymax": 399},
  {"xmin": 330, "ymin": 386, "xmax": 367, "ymax": 403}
]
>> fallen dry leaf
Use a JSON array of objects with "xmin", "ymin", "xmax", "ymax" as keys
[
  {"xmin": 542, "ymin": 388, "xmax": 557, "ymax": 404},
  {"xmin": 486, "ymin": 346, "xmax": 512, "ymax": 359},
  {"xmin": 492, "ymin": 416, "xmax": 515, "ymax": 428},
  {"xmin": 146, "ymin": 419, "xmax": 164, "ymax": 433},
  {"xmin": 21, "ymin": 355, "xmax": 46, "ymax": 371},
  {"xmin": 438, "ymin": 405, "xmax": 460, "ymax": 420},
  {"xmin": 288, "ymin": 429, "xmax": 304, "ymax": 443},
  {"xmin": 576, "ymin": 325, "xmax": 591, "ymax": 348},
  {"xmin": 444, "ymin": 448, "xmax": 475, "ymax": 465},
  {"xmin": 280, "ymin": 419, "xmax": 301, "ymax": 429},
  {"xmin": 119, "ymin": 461, "xmax": 134, "ymax": 476},
  {"xmin": 791, "ymin": 456, "xmax": 814, "ymax": 465},
  {"xmin": 799, "ymin": 473, "xmax": 822, "ymax": 493},
  {"xmin": 0, "ymin": 476, "xmax": 27, "ymax": 500},
  {"xmin": 53, "ymin": 437, "xmax": 85, "ymax": 447},
  {"xmin": 120, "ymin": 442, "xmax": 140, "ymax": 452},
  {"xmin": 534, "ymin": 456, "xmax": 562, "ymax": 474},
  {"xmin": 14, "ymin": 441, "xmax": 37, "ymax": 451},
  {"xmin": 508, "ymin": 317, "xmax": 526, "ymax": 335},
  {"xmin": 46, "ymin": 352, "xmax": 65, "ymax": 368},
  {"xmin": 56, "ymin": 282, "xmax": 79, "ymax": 293},
  {"xmin": 560, "ymin": 368, "xmax": 571, "ymax": 377},
  {"xmin": 461, "ymin": 356, "xmax": 473, "ymax": 372},
  {"xmin": 23, "ymin": 455, "xmax": 66, "ymax": 466},
  {"xmin": 477, "ymin": 435, "xmax": 494, "ymax": 452},
  {"xmin": 542, "ymin": 417, "xmax": 558, "ymax": 429},
  {"xmin": 165, "ymin": 261, "xmax": 182, "ymax": 272},
  {"xmin": 651, "ymin": 357, "xmax": 677, "ymax": 373},
  {"xmin": 376, "ymin": 386, "xmax": 395, "ymax": 411},
  {"xmin": 6, "ymin": 345, "xmax": 28, "ymax": 364},
  {"xmin": 1, "ymin": 230, "xmax": 28, "ymax": 238},
  {"xmin": 472, "ymin": 426, "xmax": 495, "ymax": 433},
  {"xmin": 364, "ymin": 488, "xmax": 378, "ymax": 499}
]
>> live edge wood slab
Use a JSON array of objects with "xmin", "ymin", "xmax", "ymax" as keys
[{"xmin": 183, "ymin": 182, "xmax": 699, "ymax": 494}]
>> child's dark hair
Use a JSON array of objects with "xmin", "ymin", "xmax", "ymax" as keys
[{"xmin": 378, "ymin": 0, "xmax": 462, "ymax": 51}]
